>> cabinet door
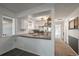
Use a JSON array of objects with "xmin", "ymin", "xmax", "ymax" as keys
[
  {"xmin": 16, "ymin": 37, "xmax": 52, "ymax": 56},
  {"xmin": 69, "ymin": 36, "xmax": 78, "ymax": 54},
  {"xmin": 74, "ymin": 18, "xmax": 78, "ymax": 29},
  {"xmin": 69, "ymin": 20, "xmax": 74, "ymax": 29}
]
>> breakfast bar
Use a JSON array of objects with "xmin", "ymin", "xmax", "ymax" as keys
[
  {"xmin": 16, "ymin": 33, "xmax": 51, "ymax": 40},
  {"xmin": 15, "ymin": 33, "xmax": 52, "ymax": 56}
]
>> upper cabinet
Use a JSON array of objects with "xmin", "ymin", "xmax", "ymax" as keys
[
  {"xmin": 74, "ymin": 17, "xmax": 78, "ymax": 29},
  {"xmin": 69, "ymin": 17, "xmax": 79, "ymax": 30},
  {"xmin": 69, "ymin": 20, "xmax": 74, "ymax": 29}
]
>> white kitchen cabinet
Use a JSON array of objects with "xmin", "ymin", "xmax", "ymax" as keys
[{"xmin": 15, "ymin": 37, "xmax": 52, "ymax": 56}]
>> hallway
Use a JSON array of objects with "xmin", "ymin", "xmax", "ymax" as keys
[{"xmin": 55, "ymin": 39, "xmax": 78, "ymax": 56}]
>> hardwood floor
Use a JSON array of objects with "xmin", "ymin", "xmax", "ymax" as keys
[{"xmin": 55, "ymin": 39, "xmax": 78, "ymax": 56}]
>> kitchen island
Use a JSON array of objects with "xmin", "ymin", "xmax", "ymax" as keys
[{"xmin": 15, "ymin": 33, "xmax": 52, "ymax": 56}]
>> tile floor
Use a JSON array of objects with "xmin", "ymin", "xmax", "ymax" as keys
[{"xmin": 1, "ymin": 48, "xmax": 38, "ymax": 56}]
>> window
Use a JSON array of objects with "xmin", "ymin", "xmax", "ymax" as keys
[{"xmin": 2, "ymin": 16, "xmax": 15, "ymax": 37}]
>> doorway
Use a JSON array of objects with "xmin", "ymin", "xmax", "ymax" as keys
[{"xmin": 55, "ymin": 24, "xmax": 62, "ymax": 40}]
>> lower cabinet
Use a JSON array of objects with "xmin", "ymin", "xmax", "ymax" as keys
[
  {"xmin": 69, "ymin": 36, "xmax": 78, "ymax": 54},
  {"xmin": 15, "ymin": 37, "xmax": 52, "ymax": 56}
]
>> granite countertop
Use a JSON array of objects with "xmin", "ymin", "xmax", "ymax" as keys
[{"xmin": 16, "ymin": 33, "xmax": 51, "ymax": 40}]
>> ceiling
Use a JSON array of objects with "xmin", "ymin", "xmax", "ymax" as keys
[
  {"xmin": 0, "ymin": 3, "xmax": 44, "ymax": 14},
  {"xmin": 0, "ymin": 3, "xmax": 79, "ymax": 20},
  {"xmin": 32, "ymin": 10, "xmax": 51, "ymax": 17},
  {"xmin": 55, "ymin": 3, "xmax": 79, "ymax": 20}
]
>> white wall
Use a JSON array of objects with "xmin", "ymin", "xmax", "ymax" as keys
[
  {"xmin": 64, "ymin": 20, "xmax": 69, "ymax": 43},
  {"xmin": 15, "ymin": 17, "xmax": 22, "ymax": 34},
  {"xmin": 0, "ymin": 6, "xmax": 16, "ymax": 55},
  {"xmin": 0, "ymin": 36, "xmax": 16, "ymax": 55},
  {"xmin": 64, "ymin": 7, "xmax": 79, "ymax": 43}
]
